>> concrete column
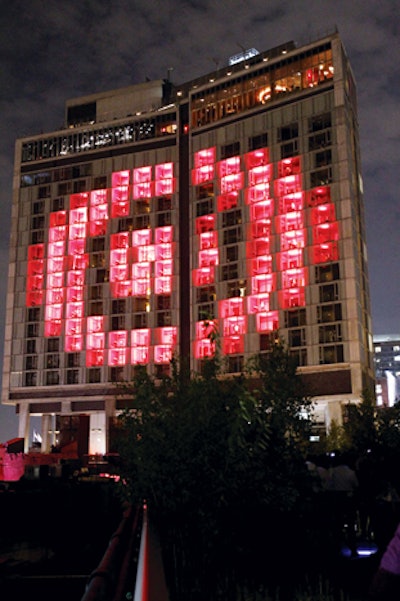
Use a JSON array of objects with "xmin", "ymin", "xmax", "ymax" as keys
[
  {"xmin": 325, "ymin": 400, "xmax": 344, "ymax": 430},
  {"xmin": 89, "ymin": 412, "xmax": 106, "ymax": 456},
  {"xmin": 18, "ymin": 403, "xmax": 30, "ymax": 453},
  {"xmin": 41, "ymin": 414, "xmax": 52, "ymax": 453}
]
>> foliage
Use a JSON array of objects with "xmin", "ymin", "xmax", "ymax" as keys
[{"xmin": 114, "ymin": 341, "xmax": 315, "ymax": 598}]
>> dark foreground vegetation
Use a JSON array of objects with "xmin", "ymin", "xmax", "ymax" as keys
[{"xmin": 114, "ymin": 342, "xmax": 400, "ymax": 600}]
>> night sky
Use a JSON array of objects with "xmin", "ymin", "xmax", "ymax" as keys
[{"xmin": 0, "ymin": 0, "xmax": 399, "ymax": 442}]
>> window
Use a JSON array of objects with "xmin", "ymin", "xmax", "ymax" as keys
[
  {"xmin": 33, "ymin": 200, "xmax": 45, "ymax": 214},
  {"xmin": 25, "ymin": 372, "xmax": 37, "ymax": 386},
  {"xmin": 66, "ymin": 370, "xmax": 79, "ymax": 384},
  {"xmin": 134, "ymin": 313, "xmax": 148, "ymax": 328},
  {"xmin": 225, "ymin": 245, "xmax": 239, "ymax": 263},
  {"xmin": 319, "ymin": 344, "xmax": 344, "ymax": 364},
  {"xmin": 67, "ymin": 353, "xmax": 80, "ymax": 368},
  {"xmin": 309, "ymin": 131, "xmax": 331, "ymax": 151},
  {"xmin": 31, "ymin": 216, "xmax": 45, "ymax": 230},
  {"xmin": 156, "ymin": 312, "xmax": 171, "ymax": 327},
  {"xmin": 90, "ymin": 237, "xmax": 105, "ymax": 252},
  {"xmin": 26, "ymin": 339, "xmax": 36, "ymax": 354},
  {"xmin": 319, "ymin": 283, "xmax": 339, "ymax": 303},
  {"xmin": 88, "ymin": 368, "xmax": 101, "ymax": 383},
  {"xmin": 226, "ymin": 355, "xmax": 244, "ymax": 373},
  {"xmin": 157, "ymin": 196, "xmax": 172, "ymax": 211},
  {"xmin": 93, "ymin": 176, "xmax": 107, "ymax": 189},
  {"xmin": 38, "ymin": 186, "xmax": 50, "ymax": 199},
  {"xmin": 46, "ymin": 354, "xmax": 60, "ymax": 369},
  {"xmin": 222, "ymin": 210, "xmax": 242, "ymax": 228},
  {"xmin": 281, "ymin": 140, "xmax": 298, "ymax": 159},
  {"xmin": 118, "ymin": 218, "xmax": 134, "ymax": 232},
  {"xmin": 133, "ymin": 298, "xmax": 149, "ymax": 312},
  {"xmin": 112, "ymin": 315, "xmax": 126, "ymax": 330},
  {"xmin": 27, "ymin": 307, "xmax": 41, "ymax": 322},
  {"xmin": 315, "ymin": 263, "xmax": 339, "ymax": 283},
  {"xmin": 27, "ymin": 323, "xmax": 39, "ymax": 338},
  {"xmin": 290, "ymin": 348, "xmax": 307, "ymax": 367},
  {"xmin": 309, "ymin": 112, "xmax": 332, "ymax": 133},
  {"xmin": 315, "ymin": 149, "xmax": 332, "ymax": 168},
  {"xmin": 135, "ymin": 215, "xmax": 151, "ymax": 229},
  {"xmin": 284, "ymin": 308, "xmax": 306, "ymax": 328},
  {"xmin": 198, "ymin": 303, "xmax": 215, "ymax": 321},
  {"xmin": 196, "ymin": 198, "xmax": 214, "ymax": 216},
  {"xmin": 96, "ymin": 269, "xmax": 108, "ymax": 284},
  {"xmin": 25, "ymin": 356, "xmax": 37, "ymax": 370},
  {"xmin": 317, "ymin": 303, "xmax": 342, "ymax": 323},
  {"xmin": 46, "ymin": 338, "xmax": 59, "ymax": 352},
  {"xmin": 278, "ymin": 123, "xmax": 298, "ymax": 142},
  {"xmin": 319, "ymin": 324, "xmax": 342, "ymax": 343},
  {"xmin": 157, "ymin": 212, "xmax": 171, "ymax": 227},
  {"xmin": 196, "ymin": 183, "xmax": 214, "ymax": 200},
  {"xmin": 221, "ymin": 142, "xmax": 240, "ymax": 159},
  {"xmin": 110, "ymin": 367, "xmax": 125, "ymax": 382},
  {"xmin": 46, "ymin": 371, "xmax": 60, "ymax": 385},
  {"xmin": 157, "ymin": 295, "xmax": 171, "ymax": 310},
  {"xmin": 52, "ymin": 197, "xmax": 65, "ymax": 211},
  {"xmin": 310, "ymin": 167, "xmax": 332, "ymax": 187},
  {"xmin": 223, "ymin": 227, "xmax": 242, "ymax": 245},
  {"xmin": 89, "ymin": 301, "xmax": 103, "ymax": 316},
  {"xmin": 112, "ymin": 299, "xmax": 126, "ymax": 314},
  {"xmin": 31, "ymin": 230, "xmax": 44, "ymax": 244},
  {"xmin": 227, "ymin": 279, "xmax": 246, "ymax": 298},
  {"xmin": 90, "ymin": 285, "xmax": 103, "ymax": 300},
  {"xmin": 222, "ymin": 263, "xmax": 239, "ymax": 281},
  {"xmin": 196, "ymin": 286, "xmax": 215, "ymax": 303},
  {"xmin": 289, "ymin": 328, "xmax": 306, "ymax": 347},
  {"xmin": 249, "ymin": 133, "xmax": 268, "ymax": 151}
]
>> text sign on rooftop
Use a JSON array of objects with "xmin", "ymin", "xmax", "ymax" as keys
[{"xmin": 228, "ymin": 48, "xmax": 259, "ymax": 66}]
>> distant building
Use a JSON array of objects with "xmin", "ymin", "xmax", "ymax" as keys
[
  {"xmin": 2, "ymin": 31, "xmax": 374, "ymax": 454},
  {"xmin": 374, "ymin": 335, "xmax": 400, "ymax": 406}
]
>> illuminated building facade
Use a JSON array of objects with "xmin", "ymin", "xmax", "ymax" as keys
[{"xmin": 2, "ymin": 32, "xmax": 374, "ymax": 453}]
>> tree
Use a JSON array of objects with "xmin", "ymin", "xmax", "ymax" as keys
[{"xmin": 114, "ymin": 342, "xmax": 315, "ymax": 598}]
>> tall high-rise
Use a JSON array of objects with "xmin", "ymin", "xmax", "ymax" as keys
[{"xmin": 2, "ymin": 31, "xmax": 374, "ymax": 454}]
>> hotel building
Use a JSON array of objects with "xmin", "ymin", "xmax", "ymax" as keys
[{"xmin": 2, "ymin": 31, "xmax": 374, "ymax": 454}]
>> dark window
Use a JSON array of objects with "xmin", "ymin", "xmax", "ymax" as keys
[
  {"xmin": 66, "ymin": 370, "xmax": 79, "ymax": 384},
  {"xmin": 67, "ymin": 353, "xmax": 80, "ymax": 368},
  {"xmin": 196, "ymin": 183, "xmax": 214, "ymax": 200},
  {"xmin": 248, "ymin": 133, "xmax": 268, "ymax": 151},
  {"xmin": 38, "ymin": 186, "xmax": 50, "ymax": 199},
  {"xmin": 112, "ymin": 299, "xmax": 126, "ymax": 314},
  {"xmin": 27, "ymin": 307, "xmax": 40, "ymax": 322},
  {"xmin": 310, "ymin": 167, "xmax": 332, "ymax": 187},
  {"xmin": 278, "ymin": 123, "xmax": 298, "ymax": 142},
  {"xmin": 90, "ymin": 237, "xmax": 105, "ymax": 252},
  {"xmin": 315, "ymin": 263, "xmax": 340, "ymax": 283},
  {"xmin": 25, "ymin": 356, "xmax": 37, "ymax": 370},
  {"xmin": 226, "ymin": 245, "xmax": 238, "ymax": 263},
  {"xmin": 88, "ymin": 368, "xmax": 101, "ymax": 383},
  {"xmin": 227, "ymin": 280, "xmax": 246, "ymax": 298},
  {"xmin": 281, "ymin": 140, "xmax": 298, "ymax": 158},
  {"xmin": 157, "ymin": 295, "xmax": 171, "ymax": 310},
  {"xmin": 45, "ymin": 371, "xmax": 60, "ymax": 385},
  {"xmin": 317, "ymin": 303, "xmax": 342, "ymax": 323},
  {"xmin": 135, "ymin": 215, "xmax": 151, "ymax": 229},
  {"xmin": 315, "ymin": 149, "xmax": 332, "ymax": 168},
  {"xmin": 309, "ymin": 112, "xmax": 332, "ymax": 133},
  {"xmin": 157, "ymin": 212, "xmax": 171, "ymax": 227},
  {"xmin": 26, "ymin": 339, "xmax": 36, "ymax": 354},
  {"xmin": 112, "ymin": 315, "xmax": 126, "ymax": 330},
  {"xmin": 110, "ymin": 367, "xmax": 125, "ymax": 382},
  {"xmin": 319, "ymin": 344, "xmax": 344, "ymax": 364},
  {"xmin": 289, "ymin": 328, "xmax": 306, "ymax": 347},
  {"xmin": 319, "ymin": 324, "xmax": 342, "ymax": 343},
  {"xmin": 157, "ymin": 196, "xmax": 172, "ymax": 211},
  {"xmin": 27, "ymin": 323, "xmax": 39, "ymax": 338},
  {"xmin": 196, "ymin": 198, "xmax": 214, "ymax": 217},
  {"xmin": 196, "ymin": 286, "xmax": 216, "ymax": 303},
  {"xmin": 134, "ymin": 313, "xmax": 148, "ymax": 328},
  {"xmin": 31, "ymin": 230, "xmax": 44, "ymax": 244},
  {"xmin": 290, "ymin": 348, "xmax": 307, "ymax": 367},
  {"xmin": 222, "ymin": 210, "xmax": 242, "ymax": 228},
  {"xmin": 319, "ymin": 283, "xmax": 339, "ymax": 303},
  {"xmin": 226, "ymin": 356, "xmax": 244, "ymax": 373},
  {"xmin": 221, "ymin": 263, "xmax": 239, "ymax": 281},
  {"xmin": 89, "ymin": 301, "xmax": 103, "ymax": 316},
  {"xmin": 223, "ymin": 227, "xmax": 242, "ymax": 245},
  {"xmin": 284, "ymin": 308, "xmax": 306, "ymax": 328},
  {"xmin": 221, "ymin": 142, "xmax": 240, "ymax": 159},
  {"xmin": 197, "ymin": 303, "xmax": 215, "ymax": 321},
  {"xmin": 308, "ymin": 131, "xmax": 331, "ymax": 151},
  {"xmin": 46, "ymin": 354, "xmax": 60, "ymax": 369},
  {"xmin": 31, "ymin": 216, "xmax": 45, "ymax": 230},
  {"xmin": 95, "ymin": 269, "xmax": 108, "ymax": 284},
  {"xmin": 156, "ymin": 312, "xmax": 171, "ymax": 327},
  {"xmin": 46, "ymin": 338, "xmax": 59, "ymax": 352},
  {"xmin": 90, "ymin": 285, "xmax": 103, "ymax": 300},
  {"xmin": 52, "ymin": 197, "xmax": 65, "ymax": 211},
  {"xmin": 33, "ymin": 201, "xmax": 45, "ymax": 214},
  {"xmin": 25, "ymin": 372, "xmax": 37, "ymax": 386},
  {"xmin": 118, "ymin": 218, "xmax": 134, "ymax": 232},
  {"xmin": 93, "ymin": 176, "xmax": 107, "ymax": 189}
]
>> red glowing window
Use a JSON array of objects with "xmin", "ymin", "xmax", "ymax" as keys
[
  {"xmin": 86, "ymin": 349, "xmax": 104, "ymax": 367},
  {"xmin": 196, "ymin": 214, "xmax": 216, "ymax": 234},
  {"xmin": 70, "ymin": 193, "xmax": 89, "ymax": 209},
  {"xmin": 28, "ymin": 259, "xmax": 44, "ymax": 275},
  {"xmin": 278, "ymin": 249, "xmax": 303, "ymax": 271},
  {"xmin": 248, "ymin": 164, "xmax": 272, "ymax": 186},
  {"xmin": 281, "ymin": 268, "xmax": 306, "ymax": 289},
  {"xmin": 66, "ymin": 302, "xmax": 83, "ymax": 319},
  {"xmin": 249, "ymin": 199, "xmax": 273, "ymax": 220},
  {"xmin": 131, "ymin": 347, "xmax": 149, "ymax": 365},
  {"xmin": 279, "ymin": 193, "xmax": 304, "ymax": 214},
  {"xmin": 155, "ymin": 179, "xmax": 175, "ymax": 196},
  {"xmin": 26, "ymin": 291, "xmax": 43, "ymax": 307},
  {"xmin": 111, "ymin": 281, "xmax": 131, "ymax": 298},
  {"xmin": 154, "ymin": 345, "xmax": 173, "ymax": 364},
  {"xmin": 251, "ymin": 274, "xmax": 275, "ymax": 294},
  {"xmin": 223, "ymin": 316, "xmax": 247, "ymax": 336},
  {"xmin": 70, "ymin": 207, "xmax": 88, "ymax": 224},
  {"xmin": 307, "ymin": 186, "xmax": 331, "ymax": 206},
  {"xmin": 251, "ymin": 220, "xmax": 271, "ymax": 239},
  {"xmin": 133, "ymin": 166, "xmax": 152, "ymax": 184},
  {"xmin": 217, "ymin": 157, "xmax": 241, "ymax": 178},
  {"xmin": 69, "ymin": 224, "xmax": 87, "ymax": 240},
  {"xmin": 222, "ymin": 336, "xmax": 244, "ymax": 355},
  {"xmin": 45, "ymin": 304, "xmax": 63, "ymax": 321},
  {"xmin": 134, "ymin": 245, "xmax": 155, "ymax": 262},
  {"xmin": 132, "ymin": 262, "xmax": 151, "ymax": 279},
  {"xmin": 312, "ymin": 242, "xmax": 339, "ymax": 264},
  {"xmin": 131, "ymin": 329, "xmax": 150, "ymax": 347},
  {"xmin": 313, "ymin": 222, "xmax": 339, "ymax": 244},
  {"xmin": 194, "ymin": 147, "xmax": 216, "ymax": 168},
  {"xmin": 110, "ymin": 265, "xmax": 129, "ymax": 282},
  {"xmin": 244, "ymin": 148, "xmax": 269, "ymax": 169},
  {"xmin": 155, "ymin": 327, "xmax": 177, "ymax": 345},
  {"xmin": 109, "ymin": 330, "xmax": 127, "ymax": 348},
  {"xmin": 196, "ymin": 320, "xmax": 217, "ymax": 340},
  {"xmin": 155, "ymin": 226, "xmax": 173, "ymax": 244},
  {"xmin": 48, "ymin": 241, "xmax": 66, "ymax": 258},
  {"xmin": 132, "ymin": 279, "xmax": 151, "ymax": 296},
  {"xmin": 192, "ymin": 165, "xmax": 215, "ymax": 185},
  {"xmin": 112, "ymin": 186, "xmax": 130, "ymax": 203},
  {"xmin": 217, "ymin": 191, "xmax": 239, "ymax": 212},
  {"xmin": 251, "ymin": 255, "xmax": 272, "ymax": 276},
  {"xmin": 46, "ymin": 288, "xmax": 64, "ymax": 305},
  {"xmin": 90, "ymin": 189, "xmax": 108, "ymax": 206},
  {"xmin": 132, "ymin": 229, "xmax": 152, "ymax": 247},
  {"xmin": 110, "ymin": 248, "xmax": 128, "ymax": 266},
  {"xmin": 277, "ymin": 212, "xmax": 303, "ymax": 233},
  {"xmin": 193, "ymin": 266, "xmax": 214, "ymax": 286},
  {"xmin": 155, "ymin": 243, "xmax": 173, "ymax": 261},
  {"xmin": 45, "ymin": 321, "xmax": 62, "ymax": 337},
  {"xmin": 28, "ymin": 244, "xmax": 45, "ymax": 260},
  {"xmin": 245, "ymin": 183, "xmax": 270, "ymax": 205},
  {"xmin": 154, "ymin": 276, "xmax": 172, "ymax": 295},
  {"xmin": 274, "ymin": 175, "xmax": 302, "ymax": 198},
  {"xmin": 111, "ymin": 200, "xmax": 130, "ymax": 218},
  {"xmin": 49, "ymin": 211, "xmax": 67, "ymax": 227},
  {"xmin": 247, "ymin": 294, "xmax": 270, "ymax": 314},
  {"xmin": 69, "ymin": 254, "xmax": 88, "ymax": 270},
  {"xmin": 155, "ymin": 260, "xmax": 173, "ymax": 277},
  {"xmin": 47, "ymin": 257, "xmax": 64, "ymax": 274},
  {"xmin": 27, "ymin": 275, "xmax": 43, "ymax": 291},
  {"xmin": 68, "ymin": 239, "xmax": 86, "ymax": 256},
  {"xmin": 90, "ymin": 203, "xmax": 108, "ymax": 223},
  {"xmin": 279, "ymin": 288, "xmax": 305, "ymax": 309},
  {"xmin": 198, "ymin": 248, "xmax": 219, "ymax": 268},
  {"xmin": 256, "ymin": 311, "xmax": 279, "ymax": 333},
  {"xmin": 67, "ymin": 286, "xmax": 83, "ymax": 302},
  {"xmin": 47, "ymin": 273, "xmax": 63, "ymax": 289},
  {"xmin": 155, "ymin": 162, "xmax": 173, "ymax": 181},
  {"xmin": 194, "ymin": 339, "xmax": 215, "ymax": 359},
  {"xmin": 277, "ymin": 157, "xmax": 301, "ymax": 178},
  {"xmin": 108, "ymin": 348, "xmax": 127, "ymax": 366},
  {"xmin": 133, "ymin": 182, "xmax": 153, "ymax": 199},
  {"xmin": 199, "ymin": 231, "xmax": 218, "ymax": 250},
  {"xmin": 87, "ymin": 333, "xmax": 105, "ymax": 350},
  {"xmin": 248, "ymin": 237, "xmax": 270, "ymax": 257},
  {"xmin": 49, "ymin": 226, "xmax": 67, "ymax": 243},
  {"xmin": 112, "ymin": 170, "xmax": 130, "ymax": 187},
  {"xmin": 111, "ymin": 232, "xmax": 130, "ymax": 250},
  {"xmin": 67, "ymin": 270, "xmax": 84, "ymax": 287},
  {"xmin": 311, "ymin": 203, "xmax": 336, "ymax": 225},
  {"xmin": 65, "ymin": 335, "xmax": 83, "ymax": 353},
  {"xmin": 219, "ymin": 297, "xmax": 243, "ymax": 318},
  {"xmin": 220, "ymin": 172, "xmax": 244, "ymax": 194},
  {"xmin": 87, "ymin": 316, "xmax": 104, "ymax": 333},
  {"xmin": 280, "ymin": 230, "xmax": 306, "ymax": 251},
  {"xmin": 66, "ymin": 318, "xmax": 82, "ymax": 336}
]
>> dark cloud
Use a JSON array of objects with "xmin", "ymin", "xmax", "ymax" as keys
[{"xmin": 0, "ymin": 0, "xmax": 398, "ymax": 440}]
